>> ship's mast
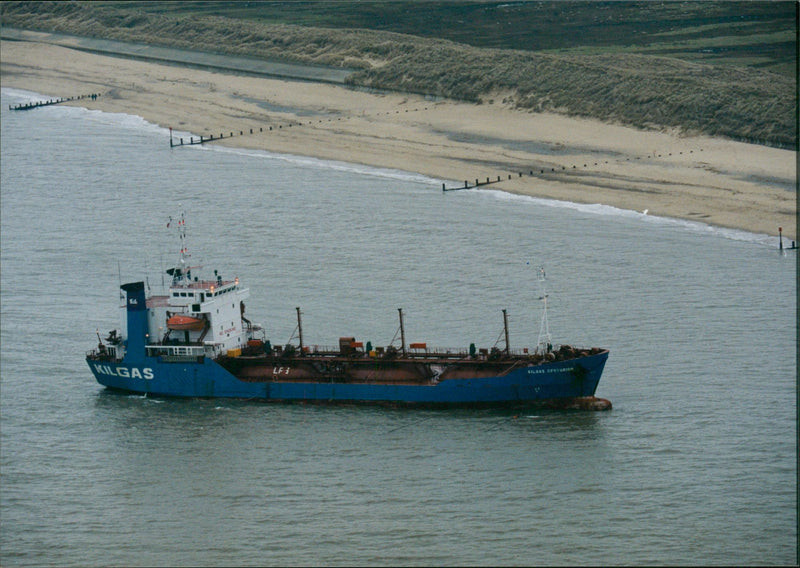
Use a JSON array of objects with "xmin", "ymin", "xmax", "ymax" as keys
[
  {"xmin": 178, "ymin": 212, "xmax": 187, "ymax": 282},
  {"xmin": 502, "ymin": 309, "xmax": 510, "ymax": 356},
  {"xmin": 536, "ymin": 266, "xmax": 552, "ymax": 353},
  {"xmin": 296, "ymin": 307, "xmax": 304, "ymax": 353},
  {"xmin": 167, "ymin": 212, "xmax": 188, "ymax": 285},
  {"xmin": 398, "ymin": 308, "xmax": 406, "ymax": 356}
]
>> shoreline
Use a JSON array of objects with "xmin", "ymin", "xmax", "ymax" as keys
[{"xmin": 1, "ymin": 38, "xmax": 796, "ymax": 240}]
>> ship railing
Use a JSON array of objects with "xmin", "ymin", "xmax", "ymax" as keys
[
  {"xmin": 86, "ymin": 346, "xmax": 119, "ymax": 360},
  {"xmin": 239, "ymin": 339, "xmax": 599, "ymax": 360},
  {"xmin": 263, "ymin": 344, "xmax": 560, "ymax": 359},
  {"xmin": 146, "ymin": 344, "xmax": 208, "ymax": 358},
  {"xmin": 401, "ymin": 346, "xmax": 550, "ymax": 359}
]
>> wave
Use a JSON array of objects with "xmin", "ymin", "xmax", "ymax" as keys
[
  {"xmin": 1, "ymin": 87, "xmax": 56, "ymax": 100},
  {"xmin": 2, "ymin": 87, "xmax": 165, "ymax": 135},
  {"xmin": 200, "ymin": 146, "xmax": 786, "ymax": 249},
  {"xmin": 470, "ymin": 187, "xmax": 785, "ymax": 248},
  {"xmin": 206, "ymin": 144, "xmax": 444, "ymax": 185}
]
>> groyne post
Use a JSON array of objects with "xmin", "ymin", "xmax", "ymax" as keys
[{"xmin": 9, "ymin": 93, "xmax": 101, "ymax": 111}]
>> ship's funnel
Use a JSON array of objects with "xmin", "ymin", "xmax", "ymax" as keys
[{"xmin": 121, "ymin": 281, "xmax": 147, "ymax": 360}]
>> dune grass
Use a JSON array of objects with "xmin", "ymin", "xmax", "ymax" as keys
[{"xmin": 1, "ymin": 1, "xmax": 795, "ymax": 148}]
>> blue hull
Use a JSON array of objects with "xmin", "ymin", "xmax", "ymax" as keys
[{"xmin": 87, "ymin": 350, "xmax": 608, "ymax": 407}]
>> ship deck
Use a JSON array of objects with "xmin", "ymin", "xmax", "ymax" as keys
[{"xmin": 217, "ymin": 346, "xmax": 607, "ymax": 385}]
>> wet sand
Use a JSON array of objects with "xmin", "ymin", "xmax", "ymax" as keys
[{"xmin": 1, "ymin": 38, "xmax": 796, "ymax": 239}]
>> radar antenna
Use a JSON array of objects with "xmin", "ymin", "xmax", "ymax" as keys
[{"xmin": 166, "ymin": 212, "xmax": 189, "ymax": 285}]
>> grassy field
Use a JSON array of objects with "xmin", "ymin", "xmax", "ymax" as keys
[
  {"xmin": 91, "ymin": 0, "xmax": 798, "ymax": 77},
  {"xmin": 1, "ymin": 1, "xmax": 796, "ymax": 148}
]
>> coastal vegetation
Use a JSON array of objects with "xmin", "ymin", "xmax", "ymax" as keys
[{"xmin": 1, "ymin": 1, "xmax": 796, "ymax": 148}]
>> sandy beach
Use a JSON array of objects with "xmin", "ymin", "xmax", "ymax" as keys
[{"xmin": 2, "ymin": 39, "xmax": 796, "ymax": 240}]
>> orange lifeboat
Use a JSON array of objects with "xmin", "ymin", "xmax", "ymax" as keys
[{"xmin": 167, "ymin": 314, "xmax": 205, "ymax": 331}]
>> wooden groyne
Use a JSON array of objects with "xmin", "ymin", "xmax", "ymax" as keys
[
  {"xmin": 9, "ymin": 93, "xmax": 101, "ymax": 111},
  {"xmin": 170, "ymin": 125, "xmax": 278, "ymax": 147},
  {"xmin": 443, "ymin": 176, "xmax": 510, "ymax": 191},
  {"xmin": 170, "ymin": 121, "xmax": 333, "ymax": 147},
  {"xmin": 168, "ymin": 106, "xmax": 432, "ymax": 148},
  {"xmin": 442, "ymin": 149, "xmax": 709, "ymax": 192},
  {"xmin": 778, "ymin": 227, "xmax": 797, "ymax": 251}
]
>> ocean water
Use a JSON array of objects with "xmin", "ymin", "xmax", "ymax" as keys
[{"xmin": 0, "ymin": 88, "xmax": 796, "ymax": 567}]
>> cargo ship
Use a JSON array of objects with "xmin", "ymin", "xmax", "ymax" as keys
[{"xmin": 87, "ymin": 217, "xmax": 611, "ymax": 409}]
